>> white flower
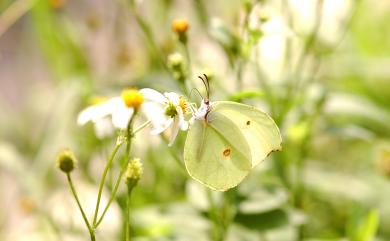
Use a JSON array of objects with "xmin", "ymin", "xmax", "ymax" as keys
[
  {"xmin": 78, "ymin": 89, "xmax": 148, "ymax": 136},
  {"xmin": 77, "ymin": 89, "xmax": 190, "ymax": 145},
  {"xmin": 142, "ymin": 91, "xmax": 189, "ymax": 146}
]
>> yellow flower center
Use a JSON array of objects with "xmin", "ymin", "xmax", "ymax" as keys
[
  {"xmin": 179, "ymin": 96, "xmax": 188, "ymax": 114},
  {"xmin": 172, "ymin": 19, "xmax": 189, "ymax": 34},
  {"xmin": 121, "ymin": 88, "xmax": 144, "ymax": 109}
]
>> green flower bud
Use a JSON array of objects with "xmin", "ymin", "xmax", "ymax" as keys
[
  {"xmin": 167, "ymin": 52, "xmax": 186, "ymax": 83},
  {"xmin": 167, "ymin": 52, "xmax": 184, "ymax": 69},
  {"xmin": 56, "ymin": 149, "xmax": 77, "ymax": 173},
  {"xmin": 125, "ymin": 158, "xmax": 143, "ymax": 186}
]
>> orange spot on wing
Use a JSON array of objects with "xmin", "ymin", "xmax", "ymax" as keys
[{"xmin": 223, "ymin": 148, "xmax": 231, "ymax": 157}]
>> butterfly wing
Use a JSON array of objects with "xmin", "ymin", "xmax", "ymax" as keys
[
  {"xmin": 184, "ymin": 115, "xmax": 252, "ymax": 191},
  {"xmin": 211, "ymin": 101, "xmax": 282, "ymax": 167}
]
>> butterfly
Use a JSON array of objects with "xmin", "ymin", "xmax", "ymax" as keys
[{"xmin": 184, "ymin": 75, "xmax": 282, "ymax": 191}]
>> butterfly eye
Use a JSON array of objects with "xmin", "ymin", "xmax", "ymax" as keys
[
  {"xmin": 246, "ymin": 120, "xmax": 251, "ymax": 126},
  {"xmin": 223, "ymin": 148, "xmax": 231, "ymax": 157}
]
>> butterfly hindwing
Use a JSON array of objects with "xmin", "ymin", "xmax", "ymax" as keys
[{"xmin": 184, "ymin": 114, "xmax": 252, "ymax": 191}]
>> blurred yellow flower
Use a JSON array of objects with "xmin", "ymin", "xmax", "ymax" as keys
[
  {"xmin": 172, "ymin": 19, "xmax": 189, "ymax": 34},
  {"xmin": 121, "ymin": 88, "xmax": 144, "ymax": 109}
]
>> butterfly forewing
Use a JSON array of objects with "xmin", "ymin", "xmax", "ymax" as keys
[{"xmin": 212, "ymin": 101, "xmax": 282, "ymax": 167}]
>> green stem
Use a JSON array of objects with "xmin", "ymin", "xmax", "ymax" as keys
[
  {"xmin": 254, "ymin": 50, "xmax": 276, "ymax": 116},
  {"xmin": 128, "ymin": 0, "xmax": 168, "ymax": 71},
  {"xmin": 95, "ymin": 161, "xmax": 128, "ymax": 227},
  {"xmin": 66, "ymin": 174, "xmax": 95, "ymax": 241},
  {"xmin": 126, "ymin": 110, "xmax": 138, "ymax": 156},
  {"xmin": 192, "ymin": 0, "xmax": 209, "ymax": 27},
  {"xmin": 133, "ymin": 120, "xmax": 152, "ymax": 135},
  {"xmin": 0, "ymin": 0, "xmax": 38, "ymax": 37},
  {"xmin": 206, "ymin": 189, "xmax": 224, "ymax": 241},
  {"xmin": 123, "ymin": 112, "xmax": 138, "ymax": 241},
  {"xmin": 280, "ymin": 0, "xmax": 324, "ymax": 121},
  {"xmin": 183, "ymin": 42, "xmax": 192, "ymax": 74},
  {"xmin": 125, "ymin": 184, "xmax": 135, "ymax": 241},
  {"xmin": 235, "ymin": 59, "xmax": 244, "ymax": 91},
  {"xmin": 92, "ymin": 142, "xmax": 123, "ymax": 226},
  {"xmin": 95, "ymin": 111, "xmax": 138, "ymax": 228}
]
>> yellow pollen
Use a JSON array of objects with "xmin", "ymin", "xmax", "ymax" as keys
[
  {"xmin": 121, "ymin": 88, "xmax": 144, "ymax": 109},
  {"xmin": 172, "ymin": 19, "xmax": 189, "ymax": 34},
  {"xmin": 179, "ymin": 96, "xmax": 188, "ymax": 113}
]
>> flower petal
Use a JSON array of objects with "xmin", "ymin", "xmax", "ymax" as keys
[
  {"xmin": 93, "ymin": 118, "xmax": 114, "ymax": 138},
  {"xmin": 176, "ymin": 107, "xmax": 188, "ymax": 130},
  {"xmin": 142, "ymin": 102, "xmax": 169, "ymax": 132},
  {"xmin": 111, "ymin": 104, "xmax": 134, "ymax": 129},
  {"xmin": 168, "ymin": 115, "xmax": 181, "ymax": 146},
  {"xmin": 150, "ymin": 118, "xmax": 173, "ymax": 135},
  {"xmin": 164, "ymin": 92, "xmax": 180, "ymax": 105},
  {"xmin": 140, "ymin": 88, "xmax": 166, "ymax": 104},
  {"xmin": 77, "ymin": 98, "xmax": 117, "ymax": 125},
  {"xmin": 77, "ymin": 105, "xmax": 99, "ymax": 125}
]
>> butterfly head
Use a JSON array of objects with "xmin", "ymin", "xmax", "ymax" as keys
[{"xmin": 192, "ymin": 74, "xmax": 212, "ymax": 121}]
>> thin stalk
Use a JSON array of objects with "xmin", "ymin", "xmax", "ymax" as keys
[
  {"xmin": 126, "ymin": 110, "xmax": 138, "ymax": 156},
  {"xmin": 133, "ymin": 120, "xmax": 152, "ymax": 135},
  {"xmin": 125, "ymin": 185, "xmax": 135, "ymax": 241},
  {"xmin": 0, "ymin": 0, "xmax": 38, "ymax": 37},
  {"xmin": 182, "ymin": 42, "xmax": 194, "ymax": 95},
  {"xmin": 206, "ymin": 189, "xmax": 224, "ymax": 241},
  {"xmin": 254, "ymin": 50, "xmax": 276, "ymax": 116},
  {"xmin": 123, "ymin": 112, "xmax": 138, "ymax": 241},
  {"xmin": 95, "ymin": 111, "xmax": 138, "ymax": 228},
  {"xmin": 128, "ymin": 0, "xmax": 168, "ymax": 71},
  {"xmin": 192, "ymin": 0, "xmax": 209, "ymax": 27},
  {"xmin": 95, "ymin": 161, "xmax": 127, "ymax": 227},
  {"xmin": 279, "ymin": 0, "xmax": 324, "ymax": 123},
  {"xmin": 235, "ymin": 60, "xmax": 244, "ymax": 91},
  {"xmin": 66, "ymin": 174, "xmax": 95, "ymax": 241},
  {"xmin": 92, "ymin": 142, "xmax": 123, "ymax": 226},
  {"xmin": 183, "ymin": 42, "xmax": 192, "ymax": 75}
]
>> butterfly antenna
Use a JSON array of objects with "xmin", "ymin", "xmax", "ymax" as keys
[
  {"xmin": 198, "ymin": 74, "xmax": 210, "ymax": 100},
  {"xmin": 203, "ymin": 74, "xmax": 210, "ymax": 99},
  {"xmin": 190, "ymin": 88, "xmax": 203, "ymax": 100}
]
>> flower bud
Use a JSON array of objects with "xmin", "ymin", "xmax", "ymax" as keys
[
  {"xmin": 172, "ymin": 18, "xmax": 189, "ymax": 34},
  {"xmin": 167, "ymin": 52, "xmax": 184, "ymax": 69},
  {"xmin": 125, "ymin": 158, "xmax": 143, "ymax": 186},
  {"xmin": 167, "ymin": 52, "xmax": 186, "ymax": 83},
  {"xmin": 56, "ymin": 149, "xmax": 77, "ymax": 173},
  {"xmin": 172, "ymin": 19, "xmax": 189, "ymax": 43}
]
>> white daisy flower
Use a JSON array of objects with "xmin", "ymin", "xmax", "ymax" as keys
[
  {"xmin": 77, "ymin": 89, "xmax": 190, "ymax": 145},
  {"xmin": 142, "ymin": 91, "xmax": 189, "ymax": 146},
  {"xmin": 77, "ymin": 88, "xmax": 148, "ymax": 136}
]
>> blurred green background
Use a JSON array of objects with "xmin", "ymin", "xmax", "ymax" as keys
[{"xmin": 1, "ymin": 0, "xmax": 390, "ymax": 240}]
